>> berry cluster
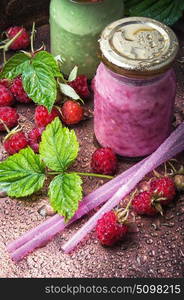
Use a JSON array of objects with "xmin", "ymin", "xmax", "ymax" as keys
[
  {"xmin": 0, "ymin": 24, "xmax": 91, "ymax": 156},
  {"xmin": 0, "ymin": 76, "xmax": 33, "ymax": 155},
  {"xmin": 0, "ymin": 26, "xmax": 90, "ymax": 155},
  {"xmin": 0, "ymin": 76, "xmax": 33, "ymax": 108},
  {"xmin": 95, "ymin": 174, "xmax": 179, "ymax": 247},
  {"xmin": 0, "ymin": 25, "xmax": 33, "ymax": 154},
  {"xmin": 0, "ymin": 97, "xmax": 85, "ymax": 155}
]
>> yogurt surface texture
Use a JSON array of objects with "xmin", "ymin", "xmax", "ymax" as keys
[
  {"xmin": 49, "ymin": 0, "xmax": 124, "ymax": 79},
  {"xmin": 94, "ymin": 17, "xmax": 179, "ymax": 157},
  {"xmin": 94, "ymin": 63, "xmax": 176, "ymax": 157}
]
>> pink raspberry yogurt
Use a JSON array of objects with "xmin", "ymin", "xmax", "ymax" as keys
[
  {"xmin": 94, "ymin": 63, "xmax": 176, "ymax": 157},
  {"xmin": 93, "ymin": 17, "xmax": 179, "ymax": 157}
]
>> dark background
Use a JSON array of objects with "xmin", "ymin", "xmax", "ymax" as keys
[
  {"xmin": 1, "ymin": 0, "xmax": 184, "ymax": 32},
  {"xmin": 0, "ymin": 0, "xmax": 50, "ymax": 31}
]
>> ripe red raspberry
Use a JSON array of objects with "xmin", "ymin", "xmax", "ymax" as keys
[
  {"xmin": 61, "ymin": 100, "xmax": 83, "ymax": 125},
  {"xmin": 132, "ymin": 191, "xmax": 158, "ymax": 216},
  {"xmin": 0, "ymin": 107, "xmax": 19, "ymax": 131},
  {"xmin": 0, "ymin": 84, "xmax": 14, "ymax": 106},
  {"xmin": 96, "ymin": 210, "xmax": 128, "ymax": 246},
  {"xmin": 35, "ymin": 105, "xmax": 60, "ymax": 128},
  {"xmin": 28, "ymin": 127, "xmax": 44, "ymax": 153},
  {"xmin": 69, "ymin": 75, "xmax": 90, "ymax": 98},
  {"xmin": 150, "ymin": 177, "xmax": 176, "ymax": 206},
  {"xmin": 4, "ymin": 131, "xmax": 28, "ymax": 155},
  {"xmin": 6, "ymin": 26, "xmax": 30, "ymax": 50},
  {"xmin": 91, "ymin": 147, "xmax": 117, "ymax": 175},
  {"xmin": 0, "ymin": 79, "xmax": 11, "ymax": 88},
  {"xmin": 10, "ymin": 77, "xmax": 32, "ymax": 103}
]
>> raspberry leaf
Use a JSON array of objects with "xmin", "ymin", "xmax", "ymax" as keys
[
  {"xmin": 124, "ymin": 0, "xmax": 184, "ymax": 25},
  {"xmin": 0, "ymin": 53, "xmax": 30, "ymax": 79},
  {"xmin": 68, "ymin": 66, "xmax": 78, "ymax": 82},
  {"xmin": 0, "ymin": 147, "xmax": 46, "ymax": 197},
  {"xmin": 48, "ymin": 173, "xmax": 82, "ymax": 221},
  {"xmin": 33, "ymin": 51, "xmax": 62, "ymax": 78},
  {"xmin": 58, "ymin": 82, "xmax": 82, "ymax": 102},
  {"xmin": 22, "ymin": 61, "xmax": 57, "ymax": 112},
  {"xmin": 0, "ymin": 50, "xmax": 63, "ymax": 111},
  {"xmin": 39, "ymin": 117, "xmax": 79, "ymax": 172}
]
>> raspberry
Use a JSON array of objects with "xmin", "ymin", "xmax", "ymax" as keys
[
  {"xmin": 132, "ymin": 191, "xmax": 158, "ymax": 216},
  {"xmin": 0, "ymin": 107, "xmax": 19, "ymax": 131},
  {"xmin": 4, "ymin": 131, "xmax": 28, "ymax": 155},
  {"xmin": 6, "ymin": 26, "xmax": 30, "ymax": 50},
  {"xmin": 91, "ymin": 147, "xmax": 117, "ymax": 175},
  {"xmin": 28, "ymin": 127, "xmax": 44, "ymax": 153},
  {"xmin": 96, "ymin": 210, "xmax": 128, "ymax": 246},
  {"xmin": 0, "ymin": 79, "xmax": 11, "ymax": 88},
  {"xmin": 61, "ymin": 100, "xmax": 83, "ymax": 125},
  {"xmin": 35, "ymin": 105, "xmax": 60, "ymax": 128},
  {"xmin": 69, "ymin": 75, "xmax": 90, "ymax": 98},
  {"xmin": 150, "ymin": 177, "xmax": 176, "ymax": 206},
  {"xmin": 10, "ymin": 77, "xmax": 32, "ymax": 103},
  {"xmin": 0, "ymin": 84, "xmax": 14, "ymax": 106}
]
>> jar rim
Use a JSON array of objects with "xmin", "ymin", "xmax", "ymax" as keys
[
  {"xmin": 99, "ymin": 17, "xmax": 179, "ymax": 78},
  {"xmin": 100, "ymin": 53, "xmax": 174, "ymax": 79}
]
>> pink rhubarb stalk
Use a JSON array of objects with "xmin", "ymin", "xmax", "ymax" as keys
[
  {"xmin": 7, "ymin": 157, "xmax": 147, "ymax": 261},
  {"xmin": 62, "ymin": 123, "xmax": 184, "ymax": 253}
]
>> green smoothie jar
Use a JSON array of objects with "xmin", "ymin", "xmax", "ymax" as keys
[{"xmin": 50, "ymin": 0, "xmax": 124, "ymax": 79}]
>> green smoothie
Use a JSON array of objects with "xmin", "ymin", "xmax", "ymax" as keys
[{"xmin": 50, "ymin": 0, "xmax": 124, "ymax": 79}]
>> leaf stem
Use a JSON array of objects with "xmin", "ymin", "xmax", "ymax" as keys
[
  {"xmin": 0, "ymin": 118, "xmax": 10, "ymax": 133},
  {"xmin": 47, "ymin": 171, "xmax": 113, "ymax": 180},
  {"xmin": 31, "ymin": 22, "xmax": 36, "ymax": 54},
  {"xmin": 48, "ymin": 172, "xmax": 61, "ymax": 175},
  {"xmin": 0, "ymin": 29, "xmax": 23, "ymax": 51},
  {"xmin": 3, "ymin": 49, "xmax": 6, "ymax": 64},
  {"xmin": 74, "ymin": 172, "xmax": 113, "ymax": 180}
]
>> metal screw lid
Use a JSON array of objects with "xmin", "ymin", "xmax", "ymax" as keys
[{"xmin": 99, "ymin": 17, "xmax": 179, "ymax": 77}]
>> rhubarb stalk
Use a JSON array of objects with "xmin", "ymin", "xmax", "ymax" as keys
[
  {"xmin": 7, "ymin": 123, "xmax": 184, "ymax": 260},
  {"xmin": 62, "ymin": 123, "xmax": 184, "ymax": 253},
  {"xmin": 7, "ymin": 157, "xmax": 147, "ymax": 260}
]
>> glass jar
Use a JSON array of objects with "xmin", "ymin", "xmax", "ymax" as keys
[
  {"xmin": 93, "ymin": 17, "xmax": 179, "ymax": 157},
  {"xmin": 49, "ymin": 0, "xmax": 124, "ymax": 79}
]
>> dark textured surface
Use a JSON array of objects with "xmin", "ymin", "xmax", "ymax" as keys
[
  {"xmin": 0, "ymin": 18, "xmax": 184, "ymax": 278},
  {"xmin": 0, "ymin": 0, "xmax": 50, "ymax": 31}
]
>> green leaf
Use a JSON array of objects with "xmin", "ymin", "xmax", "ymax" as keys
[
  {"xmin": 0, "ymin": 50, "xmax": 61, "ymax": 111},
  {"xmin": 0, "ymin": 53, "xmax": 30, "ymax": 79},
  {"xmin": 124, "ymin": 0, "xmax": 184, "ymax": 25},
  {"xmin": 48, "ymin": 173, "xmax": 82, "ymax": 221},
  {"xmin": 137, "ymin": 0, "xmax": 171, "ymax": 19},
  {"xmin": 155, "ymin": 1, "xmax": 174, "ymax": 25},
  {"xmin": 33, "ymin": 51, "xmax": 62, "ymax": 77},
  {"xmin": 22, "ymin": 61, "xmax": 57, "ymax": 112},
  {"xmin": 68, "ymin": 65, "xmax": 78, "ymax": 82},
  {"xmin": 39, "ymin": 117, "xmax": 79, "ymax": 172},
  {"xmin": 55, "ymin": 54, "xmax": 65, "ymax": 62},
  {"xmin": 124, "ymin": 0, "xmax": 141, "ymax": 14},
  {"xmin": 0, "ymin": 147, "xmax": 46, "ymax": 197},
  {"xmin": 164, "ymin": 1, "xmax": 184, "ymax": 26},
  {"xmin": 129, "ymin": 0, "xmax": 158, "ymax": 15},
  {"xmin": 58, "ymin": 82, "xmax": 81, "ymax": 101}
]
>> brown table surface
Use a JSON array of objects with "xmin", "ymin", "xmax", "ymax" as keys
[{"xmin": 0, "ymin": 23, "xmax": 184, "ymax": 278}]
